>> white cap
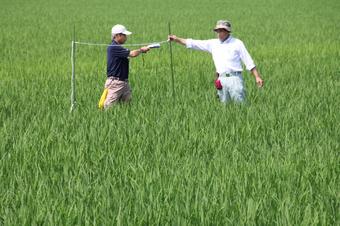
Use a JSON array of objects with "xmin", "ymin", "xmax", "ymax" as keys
[{"xmin": 111, "ymin": 24, "xmax": 132, "ymax": 35}]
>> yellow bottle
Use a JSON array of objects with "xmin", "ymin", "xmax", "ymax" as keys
[{"xmin": 98, "ymin": 88, "xmax": 108, "ymax": 110}]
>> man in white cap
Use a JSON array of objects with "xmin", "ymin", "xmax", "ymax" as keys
[
  {"xmin": 104, "ymin": 24, "xmax": 151, "ymax": 108},
  {"xmin": 169, "ymin": 20, "xmax": 264, "ymax": 103}
]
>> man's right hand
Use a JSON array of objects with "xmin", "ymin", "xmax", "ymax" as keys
[
  {"xmin": 168, "ymin": 35, "xmax": 186, "ymax": 46},
  {"xmin": 129, "ymin": 47, "xmax": 150, "ymax": 57},
  {"xmin": 168, "ymin": 35, "xmax": 177, "ymax": 41}
]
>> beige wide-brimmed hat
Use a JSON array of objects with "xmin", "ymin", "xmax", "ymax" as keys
[{"xmin": 213, "ymin": 20, "xmax": 232, "ymax": 32}]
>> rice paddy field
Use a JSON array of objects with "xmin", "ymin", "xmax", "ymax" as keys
[{"xmin": 0, "ymin": 0, "xmax": 339, "ymax": 225}]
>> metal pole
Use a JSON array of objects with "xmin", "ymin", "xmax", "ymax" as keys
[
  {"xmin": 168, "ymin": 22, "xmax": 175, "ymax": 101},
  {"xmin": 70, "ymin": 25, "xmax": 76, "ymax": 112}
]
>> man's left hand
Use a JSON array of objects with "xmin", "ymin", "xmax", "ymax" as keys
[{"xmin": 255, "ymin": 76, "xmax": 264, "ymax": 87}]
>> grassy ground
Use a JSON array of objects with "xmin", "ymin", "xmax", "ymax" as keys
[{"xmin": 0, "ymin": 0, "xmax": 339, "ymax": 224}]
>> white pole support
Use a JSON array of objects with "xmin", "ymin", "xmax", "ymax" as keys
[{"xmin": 70, "ymin": 27, "xmax": 76, "ymax": 112}]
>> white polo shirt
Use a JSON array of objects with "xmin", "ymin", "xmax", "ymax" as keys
[{"xmin": 186, "ymin": 36, "xmax": 256, "ymax": 74}]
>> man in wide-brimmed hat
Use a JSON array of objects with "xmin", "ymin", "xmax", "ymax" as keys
[{"xmin": 169, "ymin": 20, "xmax": 264, "ymax": 103}]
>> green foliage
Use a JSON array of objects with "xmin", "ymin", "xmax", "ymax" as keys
[{"xmin": 0, "ymin": 0, "xmax": 339, "ymax": 224}]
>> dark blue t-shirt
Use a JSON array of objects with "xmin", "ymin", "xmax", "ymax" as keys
[{"xmin": 107, "ymin": 40, "xmax": 130, "ymax": 80}]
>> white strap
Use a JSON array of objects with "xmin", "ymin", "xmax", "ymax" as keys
[{"xmin": 75, "ymin": 40, "xmax": 169, "ymax": 47}]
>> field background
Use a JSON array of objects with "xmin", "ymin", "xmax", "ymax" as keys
[{"xmin": 0, "ymin": 0, "xmax": 339, "ymax": 225}]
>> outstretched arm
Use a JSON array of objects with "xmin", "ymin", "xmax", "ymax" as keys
[
  {"xmin": 168, "ymin": 35, "xmax": 187, "ymax": 45},
  {"xmin": 129, "ymin": 46, "xmax": 150, "ymax": 58},
  {"xmin": 169, "ymin": 35, "xmax": 212, "ymax": 53}
]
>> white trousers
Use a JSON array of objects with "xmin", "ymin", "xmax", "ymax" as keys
[{"xmin": 217, "ymin": 73, "xmax": 245, "ymax": 103}]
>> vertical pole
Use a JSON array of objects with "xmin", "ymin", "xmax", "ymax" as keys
[
  {"xmin": 168, "ymin": 22, "xmax": 175, "ymax": 101},
  {"xmin": 70, "ymin": 25, "xmax": 76, "ymax": 112}
]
